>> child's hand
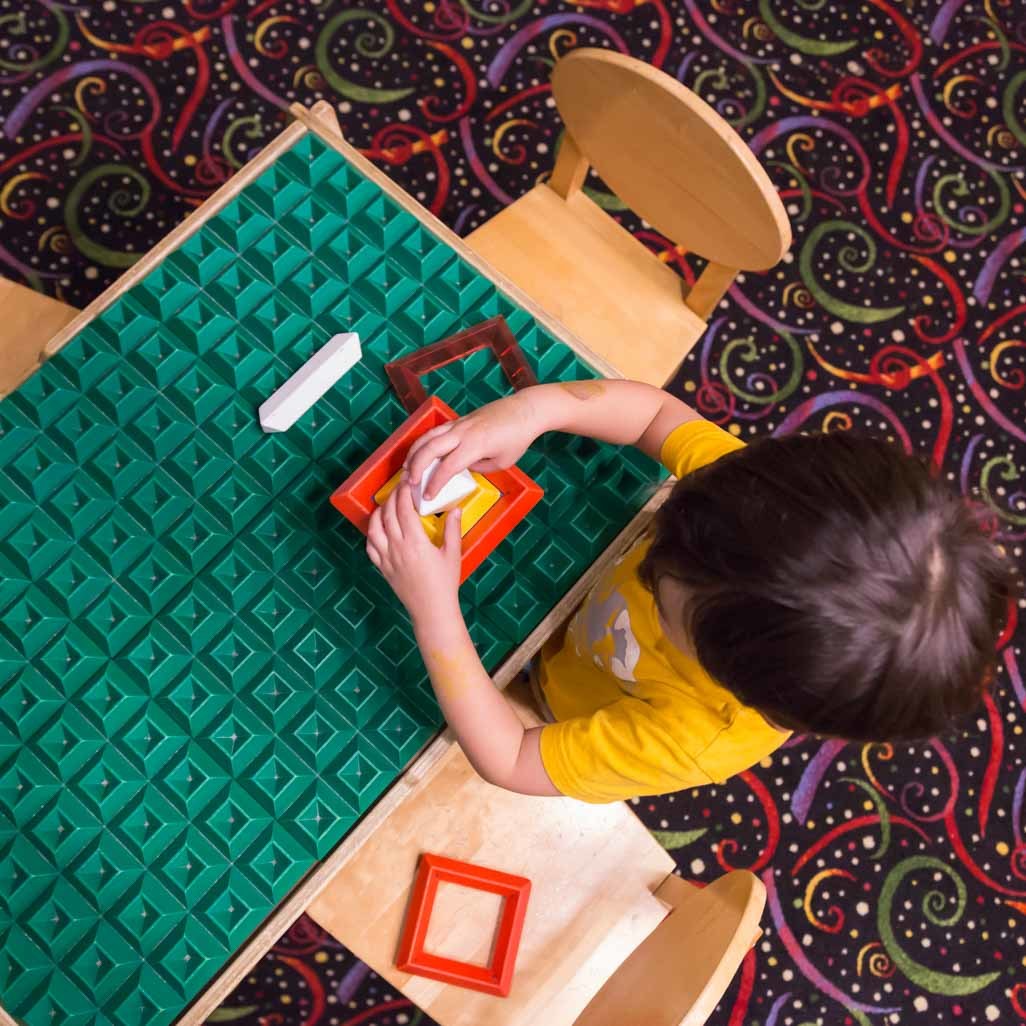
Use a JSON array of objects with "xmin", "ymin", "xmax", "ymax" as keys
[
  {"xmin": 367, "ymin": 479, "xmax": 462, "ymax": 625},
  {"xmin": 405, "ymin": 394, "xmax": 538, "ymax": 501}
]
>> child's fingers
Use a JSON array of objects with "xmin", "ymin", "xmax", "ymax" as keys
[
  {"xmin": 408, "ymin": 432, "xmax": 463, "ymax": 492},
  {"xmin": 382, "ymin": 484, "xmax": 404, "ymax": 541},
  {"xmin": 367, "ymin": 508, "xmax": 388, "ymax": 554},
  {"xmin": 396, "ymin": 481, "xmax": 422, "ymax": 536},
  {"xmin": 442, "ymin": 505, "xmax": 462, "ymax": 556},
  {"xmin": 425, "ymin": 450, "xmax": 469, "ymax": 500},
  {"xmin": 405, "ymin": 425, "xmax": 455, "ymax": 476},
  {"xmin": 366, "ymin": 542, "xmax": 383, "ymax": 569}
]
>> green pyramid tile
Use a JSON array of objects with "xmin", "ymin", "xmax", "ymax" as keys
[
  {"xmin": 5, "ymin": 433, "xmax": 79, "ymax": 505},
  {"xmin": 278, "ymin": 132, "xmax": 345, "ymax": 186},
  {"xmin": 111, "ymin": 704, "xmax": 189, "ymax": 781},
  {"xmin": 47, "ymin": 398, "xmax": 119, "ymax": 465},
  {"xmin": 66, "ymin": 920, "xmax": 145, "ymax": 1003},
  {"xmin": 108, "ymin": 785, "xmax": 188, "ymax": 867},
  {"xmin": 164, "ymin": 293, "xmax": 236, "ymax": 355},
  {"xmin": 243, "ymin": 163, "xmax": 308, "ymax": 222},
  {"xmin": 164, "ymin": 229, "xmax": 235, "ymax": 284},
  {"xmin": 125, "ymin": 264, "xmax": 199, "ymax": 321},
  {"xmin": 277, "ymin": 193, "xmax": 348, "ymax": 251},
  {"xmin": 35, "ymin": 622, "xmax": 109, "ymax": 700},
  {"xmin": 115, "ymin": 876, "xmax": 187, "ymax": 952},
  {"xmin": 205, "ymin": 194, "xmax": 275, "ymax": 253}
]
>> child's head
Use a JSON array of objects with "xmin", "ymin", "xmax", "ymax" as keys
[{"xmin": 638, "ymin": 432, "xmax": 1019, "ymax": 742}]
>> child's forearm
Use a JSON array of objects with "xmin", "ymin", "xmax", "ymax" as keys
[
  {"xmin": 519, "ymin": 379, "xmax": 700, "ymax": 455},
  {"xmin": 412, "ymin": 603, "xmax": 544, "ymax": 789}
]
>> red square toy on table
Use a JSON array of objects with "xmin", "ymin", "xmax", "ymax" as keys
[
  {"xmin": 330, "ymin": 396, "xmax": 543, "ymax": 583},
  {"xmin": 395, "ymin": 852, "xmax": 531, "ymax": 997}
]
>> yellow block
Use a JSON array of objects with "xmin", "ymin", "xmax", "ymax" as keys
[{"xmin": 374, "ymin": 471, "xmax": 501, "ymax": 546}]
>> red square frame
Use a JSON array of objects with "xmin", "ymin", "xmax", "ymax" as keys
[
  {"xmin": 330, "ymin": 396, "xmax": 543, "ymax": 584},
  {"xmin": 395, "ymin": 852, "xmax": 531, "ymax": 997},
  {"xmin": 384, "ymin": 316, "xmax": 538, "ymax": 414}
]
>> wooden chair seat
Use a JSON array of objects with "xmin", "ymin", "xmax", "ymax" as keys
[
  {"xmin": 0, "ymin": 278, "xmax": 79, "ymax": 398},
  {"xmin": 307, "ymin": 684, "xmax": 765, "ymax": 1026},
  {"xmin": 466, "ymin": 184, "xmax": 707, "ymax": 388}
]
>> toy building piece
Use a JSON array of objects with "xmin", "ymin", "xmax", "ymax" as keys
[
  {"xmin": 375, "ymin": 469, "xmax": 501, "ymax": 545},
  {"xmin": 331, "ymin": 396, "xmax": 543, "ymax": 584},
  {"xmin": 258, "ymin": 331, "xmax": 361, "ymax": 432},
  {"xmin": 413, "ymin": 459, "xmax": 476, "ymax": 516},
  {"xmin": 384, "ymin": 316, "xmax": 538, "ymax": 414},
  {"xmin": 396, "ymin": 852, "xmax": 531, "ymax": 997}
]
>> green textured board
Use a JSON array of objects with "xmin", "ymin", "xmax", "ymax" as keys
[{"xmin": 0, "ymin": 132, "xmax": 664, "ymax": 1026}]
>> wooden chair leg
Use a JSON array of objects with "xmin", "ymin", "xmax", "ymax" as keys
[
  {"xmin": 548, "ymin": 131, "xmax": 589, "ymax": 200},
  {"xmin": 684, "ymin": 261, "xmax": 737, "ymax": 321}
]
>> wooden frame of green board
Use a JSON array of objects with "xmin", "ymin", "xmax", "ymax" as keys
[{"xmin": 0, "ymin": 102, "xmax": 675, "ymax": 1026}]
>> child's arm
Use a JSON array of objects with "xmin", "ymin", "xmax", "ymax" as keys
[
  {"xmin": 367, "ymin": 480, "xmax": 560, "ymax": 795},
  {"xmin": 368, "ymin": 379, "xmax": 697, "ymax": 795},
  {"xmin": 407, "ymin": 380, "xmax": 700, "ymax": 502}
]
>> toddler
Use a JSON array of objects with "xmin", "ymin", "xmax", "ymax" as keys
[{"xmin": 366, "ymin": 380, "xmax": 1015, "ymax": 802}]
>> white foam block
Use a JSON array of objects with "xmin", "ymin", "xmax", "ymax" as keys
[
  {"xmin": 413, "ymin": 459, "xmax": 476, "ymax": 516},
  {"xmin": 259, "ymin": 332, "xmax": 361, "ymax": 432}
]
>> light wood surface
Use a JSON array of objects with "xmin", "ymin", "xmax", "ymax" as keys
[
  {"xmin": 0, "ymin": 278, "xmax": 79, "ymax": 397},
  {"xmin": 307, "ymin": 682, "xmax": 675, "ymax": 1026},
  {"xmin": 467, "ymin": 184, "xmax": 706, "ymax": 387},
  {"xmin": 574, "ymin": 871, "xmax": 765, "ymax": 1026},
  {"xmin": 551, "ymin": 48, "xmax": 791, "ymax": 270}
]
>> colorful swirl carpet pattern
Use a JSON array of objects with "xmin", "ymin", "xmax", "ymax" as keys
[{"xmin": 1, "ymin": 2, "xmax": 1024, "ymax": 1025}]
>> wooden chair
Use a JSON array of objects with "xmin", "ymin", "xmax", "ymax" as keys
[
  {"xmin": 308, "ymin": 683, "xmax": 765, "ymax": 1026},
  {"xmin": 0, "ymin": 277, "xmax": 79, "ymax": 398},
  {"xmin": 465, "ymin": 48, "xmax": 791, "ymax": 387}
]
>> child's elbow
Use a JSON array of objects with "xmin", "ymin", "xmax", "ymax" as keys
[
  {"xmin": 469, "ymin": 757, "xmax": 515, "ymax": 792},
  {"xmin": 472, "ymin": 750, "xmax": 562, "ymax": 798}
]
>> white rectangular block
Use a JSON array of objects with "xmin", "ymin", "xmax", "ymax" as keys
[
  {"xmin": 413, "ymin": 459, "xmax": 477, "ymax": 516},
  {"xmin": 259, "ymin": 332, "xmax": 361, "ymax": 433}
]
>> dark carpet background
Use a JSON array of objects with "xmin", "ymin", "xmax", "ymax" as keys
[{"xmin": 1, "ymin": 2, "xmax": 1025, "ymax": 1025}]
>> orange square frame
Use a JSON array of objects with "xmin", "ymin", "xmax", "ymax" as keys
[
  {"xmin": 330, "ymin": 396, "xmax": 543, "ymax": 583},
  {"xmin": 395, "ymin": 852, "xmax": 531, "ymax": 997}
]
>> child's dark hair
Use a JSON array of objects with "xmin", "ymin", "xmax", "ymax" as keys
[{"xmin": 638, "ymin": 432, "xmax": 1019, "ymax": 742}]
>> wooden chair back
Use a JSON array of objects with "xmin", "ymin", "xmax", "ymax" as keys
[
  {"xmin": 573, "ymin": 871, "xmax": 765, "ymax": 1026},
  {"xmin": 549, "ymin": 48, "xmax": 790, "ymax": 271}
]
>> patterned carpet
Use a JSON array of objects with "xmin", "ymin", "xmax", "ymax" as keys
[{"xmin": 2, "ymin": 2, "xmax": 1025, "ymax": 1025}]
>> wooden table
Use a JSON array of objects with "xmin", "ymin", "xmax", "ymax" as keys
[{"xmin": 0, "ymin": 102, "xmax": 675, "ymax": 1026}]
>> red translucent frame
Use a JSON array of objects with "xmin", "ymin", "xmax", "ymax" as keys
[
  {"xmin": 395, "ymin": 852, "xmax": 531, "ymax": 997},
  {"xmin": 330, "ymin": 396, "xmax": 543, "ymax": 584},
  {"xmin": 384, "ymin": 316, "xmax": 538, "ymax": 414}
]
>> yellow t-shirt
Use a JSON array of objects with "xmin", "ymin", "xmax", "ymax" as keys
[{"xmin": 537, "ymin": 420, "xmax": 789, "ymax": 803}]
